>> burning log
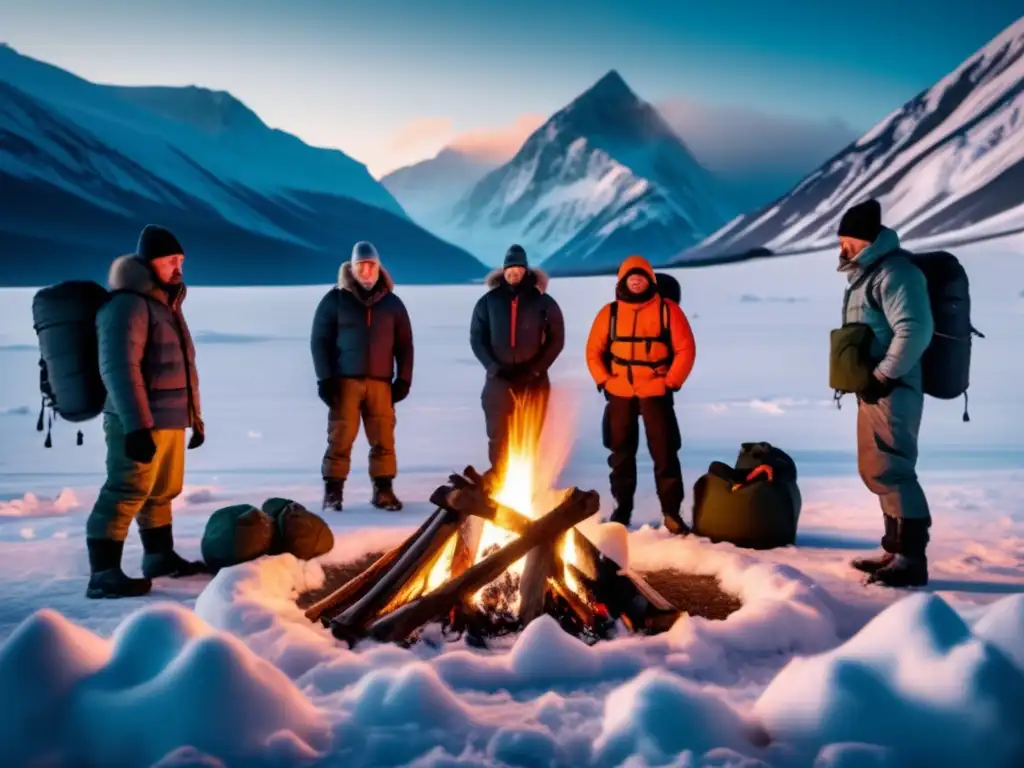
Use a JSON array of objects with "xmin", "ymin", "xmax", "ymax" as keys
[
  {"xmin": 304, "ymin": 507, "xmax": 446, "ymax": 623},
  {"xmin": 518, "ymin": 536, "xmax": 558, "ymax": 625},
  {"xmin": 330, "ymin": 504, "xmax": 468, "ymax": 643},
  {"xmin": 367, "ymin": 487, "xmax": 600, "ymax": 643}
]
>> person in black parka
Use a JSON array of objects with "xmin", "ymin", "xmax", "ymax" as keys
[
  {"xmin": 470, "ymin": 244, "xmax": 565, "ymax": 472},
  {"xmin": 311, "ymin": 241, "xmax": 414, "ymax": 512}
]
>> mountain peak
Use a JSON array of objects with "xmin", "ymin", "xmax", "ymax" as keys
[{"xmin": 579, "ymin": 69, "xmax": 639, "ymax": 106}]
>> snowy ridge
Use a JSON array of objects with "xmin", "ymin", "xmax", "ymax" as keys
[
  {"xmin": 435, "ymin": 70, "xmax": 733, "ymax": 270},
  {"xmin": 674, "ymin": 16, "xmax": 1024, "ymax": 263},
  {"xmin": 0, "ymin": 44, "xmax": 487, "ymax": 286}
]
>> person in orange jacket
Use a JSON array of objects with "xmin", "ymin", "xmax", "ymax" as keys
[{"xmin": 586, "ymin": 255, "xmax": 697, "ymax": 533}]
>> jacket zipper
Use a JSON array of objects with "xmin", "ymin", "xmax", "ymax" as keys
[{"xmin": 510, "ymin": 296, "xmax": 519, "ymax": 350}]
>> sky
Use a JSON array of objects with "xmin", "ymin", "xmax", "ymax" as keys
[{"xmin": 1, "ymin": 0, "xmax": 1019, "ymax": 177}]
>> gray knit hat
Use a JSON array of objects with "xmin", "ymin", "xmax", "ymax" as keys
[{"xmin": 351, "ymin": 241, "xmax": 380, "ymax": 265}]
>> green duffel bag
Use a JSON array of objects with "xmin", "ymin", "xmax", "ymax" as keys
[
  {"xmin": 201, "ymin": 504, "xmax": 275, "ymax": 572},
  {"xmin": 692, "ymin": 446, "xmax": 802, "ymax": 550},
  {"xmin": 262, "ymin": 497, "xmax": 334, "ymax": 561},
  {"xmin": 829, "ymin": 323, "xmax": 877, "ymax": 394}
]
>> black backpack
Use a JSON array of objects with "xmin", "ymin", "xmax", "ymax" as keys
[
  {"xmin": 31, "ymin": 281, "xmax": 112, "ymax": 446},
  {"xmin": 863, "ymin": 251, "xmax": 983, "ymax": 420},
  {"xmin": 909, "ymin": 252, "xmax": 984, "ymax": 418}
]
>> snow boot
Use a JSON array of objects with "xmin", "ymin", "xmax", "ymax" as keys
[
  {"xmin": 851, "ymin": 514, "xmax": 899, "ymax": 575},
  {"xmin": 86, "ymin": 538, "xmax": 152, "ymax": 599},
  {"xmin": 662, "ymin": 511, "xmax": 691, "ymax": 536},
  {"xmin": 140, "ymin": 525, "xmax": 208, "ymax": 579},
  {"xmin": 868, "ymin": 517, "xmax": 929, "ymax": 588},
  {"xmin": 372, "ymin": 477, "xmax": 403, "ymax": 511},
  {"xmin": 323, "ymin": 478, "xmax": 344, "ymax": 512}
]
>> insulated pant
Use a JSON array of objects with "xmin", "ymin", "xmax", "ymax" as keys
[
  {"xmin": 603, "ymin": 393, "xmax": 683, "ymax": 516},
  {"xmin": 86, "ymin": 413, "xmax": 185, "ymax": 542},
  {"xmin": 323, "ymin": 378, "xmax": 396, "ymax": 481},
  {"xmin": 857, "ymin": 384, "xmax": 930, "ymax": 520},
  {"xmin": 481, "ymin": 375, "xmax": 551, "ymax": 470}
]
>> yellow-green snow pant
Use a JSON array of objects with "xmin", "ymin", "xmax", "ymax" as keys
[
  {"xmin": 87, "ymin": 413, "xmax": 186, "ymax": 541},
  {"xmin": 322, "ymin": 378, "xmax": 397, "ymax": 481}
]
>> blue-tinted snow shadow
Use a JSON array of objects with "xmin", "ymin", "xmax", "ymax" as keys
[
  {"xmin": 796, "ymin": 530, "xmax": 878, "ymax": 550},
  {"xmin": 926, "ymin": 579, "xmax": 1024, "ymax": 595}
]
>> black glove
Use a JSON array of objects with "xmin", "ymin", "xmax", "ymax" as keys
[
  {"xmin": 317, "ymin": 379, "xmax": 336, "ymax": 408},
  {"xmin": 125, "ymin": 429, "xmax": 157, "ymax": 464},
  {"xmin": 391, "ymin": 378, "xmax": 410, "ymax": 404},
  {"xmin": 488, "ymin": 363, "xmax": 515, "ymax": 381},
  {"xmin": 597, "ymin": 384, "xmax": 611, "ymax": 401},
  {"xmin": 860, "ymin": 374, "xmax": 896, "ymax": 405},
  {"xmin": 188, "ymin": 419, "xmax": 205, "ymax": 450}
]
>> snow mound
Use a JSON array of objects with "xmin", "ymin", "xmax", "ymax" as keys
[
  {"xmin": 594, "ymin": 668, "xmax": 763, "ymax": 765},
  {"xmin": 813, "ymin": 743, "xmax": 897, "ymax": 768},
  {"xmin": 0, "ymin": 603, "xmax": 331, "ymax": 766},
  {"xmin": 0, "ymin": 488, "xmax": 79, "ymax": 517},
  {"xmin": 972, "ymin": 593, "xmax": 1024, "ymax": 674},
  {"xmin": 755, "ymin": 593, "xmax": 1024, "ymax": 767}
]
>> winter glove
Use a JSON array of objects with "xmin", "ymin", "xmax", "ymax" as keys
[
  {"xmin": 391, "ymin": 378, "xmax": 411, "ymax": 404},
  {"xmin": 859, "ymin": 374, "xmax": 896, "ymax": 405},
  {"xmin": 597, "ymin": 384, "xmax": 611, "ymax": 402},
  {"xmin": 188, "ymin": 420, "xmax": 205, "ymax": 450},
  {"xmin": 317, "ymin": 379, "xmax": 336, "ymax": 408},
  {"xmin": 125, "ymin": 429, "xmax": 157, "ymax": 464}
]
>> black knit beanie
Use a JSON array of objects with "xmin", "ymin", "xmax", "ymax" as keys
[
  {"xmin": 137, "ymin": 225, "xmax": 184, "ymax": 261},
  {"xmin": 837, "ymin": 200, "xmax": 882, "ymax": 242},
  {"xmin": 503, "ymin": 244, "xmax": 528, "ymax": 269}
]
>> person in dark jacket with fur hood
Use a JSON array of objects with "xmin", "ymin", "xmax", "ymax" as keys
[
  {"xmin": 470, "ymin": 244, "xmax": 565, "ymax": 472},
  {"xmin": 311, "ymin": 241, "xmax": 414, "ymax": 512},
  {"xmin": 86, "ymin": 225, "xmax": 207, "ymax": 599}
]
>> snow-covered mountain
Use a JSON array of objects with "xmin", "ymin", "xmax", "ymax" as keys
[
  {"xmin": 0, "ymin": 44, "xmax": 486, "ymax": 286},
  {"xmin": 431, "ymin": 71, "xmax": 734, "ymax": 271},
  {"xmin": 380, "ymin": 148, "xmax": 498, "ymax": 232},
  {"xmin": 673, "ymin": 17, "xmax": 1024, "ymax": 265}
]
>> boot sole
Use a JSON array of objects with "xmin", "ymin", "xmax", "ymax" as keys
[{"xmin": 86, "ymin": 587, "xmax": 151, "ymax": 599}]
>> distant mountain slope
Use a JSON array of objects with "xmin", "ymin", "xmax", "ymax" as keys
[
  {"xmin": 380, "ymin": 148, "xmax": 497, "ymax": 232},
  {"xmin": 430, "ymin": 71, "xmax": 734, "ymax": 271},
  {"xmin": 674, "ymin": 17, "xmax": 1024, "ymax": 265},
  {"xmin": 0, "ymin": 44, "xmax": 486, "ymax": 285}
]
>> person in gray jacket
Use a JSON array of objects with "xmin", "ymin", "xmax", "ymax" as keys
[
  {"xmin": 86, "ymin": 225, "xmax": 207, "ymax": 599},
  {"xmin": 837, "ymin": 199, "xmax": 935, "ymax": 588},
  {"xmin": 311, "ymin": 241, "xmax": 414, "ymax": 512}
]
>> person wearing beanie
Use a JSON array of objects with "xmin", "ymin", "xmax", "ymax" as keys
[
  {"xmin": 836, "ymin": 199, "xmax": 935, "ymax": 587},
  {"xmin": 85, "ymin": 224, "xmax": 206, "ymax": 598},
  {"xmin": 470, "ymin": 244, "xmax": 565, "ymax": 474},
  {"xmin": 311, "ymin": 240, "xmax": 414, "ymax": 512},
  {"xmin": 585, "ymin": 255, "xmax": 696, "ymax": 535}
]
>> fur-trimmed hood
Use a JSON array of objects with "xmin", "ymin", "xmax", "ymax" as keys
[
  {"xmin": 484, "ymin": 267, "xmax": 548, "ymax": 294},
  {"xmin": 107, "ymin": 254, "xmax": 183, "ymax": 305},
  {"xmin": 338, "ymin": 261, "xmax": 395, "ymax": 303}
]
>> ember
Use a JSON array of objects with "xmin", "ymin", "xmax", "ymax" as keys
[{"xmin": 305, "ymin": 393, "xmax": 680, "ymax": 647}]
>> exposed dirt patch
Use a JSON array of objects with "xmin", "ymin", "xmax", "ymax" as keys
[{"xmin": 298, "ymin": 556, "xmax": 741, "ymax": 622}]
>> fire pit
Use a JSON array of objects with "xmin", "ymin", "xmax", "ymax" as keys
[{"xmin": 303, "ymin": 393, "xmax": 688, "ymax": 647}]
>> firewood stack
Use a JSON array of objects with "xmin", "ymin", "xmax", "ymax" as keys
[{"xmin": 303, "ymin": 467, "xmax": 680, "ymax": 647}]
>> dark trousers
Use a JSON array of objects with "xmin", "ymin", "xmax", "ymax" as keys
[
  {"xmin": 602, "ymin": 394, "xmax": 683, "ymax": 516},
  {"xmin": 481, "ymin": 375, "xmax": 551, "ymax": 469}
]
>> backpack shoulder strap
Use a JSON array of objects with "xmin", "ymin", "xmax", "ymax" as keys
[
  {"xmin": 661, "ymin": 299, "xmax": 670, "ymax": 342},
  {"xmin": 608, "ymin": 301, "xmax": 618, "ymax": 344}
]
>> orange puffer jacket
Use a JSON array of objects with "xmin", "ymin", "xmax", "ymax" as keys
[{"xmin": 586, "ymin": 255, "xmax": 697, "ymax": 399}]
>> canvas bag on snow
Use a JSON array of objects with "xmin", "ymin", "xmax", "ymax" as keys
[
  {"xmin": 691, "ymin": 441, "xmax": 802, "ymax": 550},
  {"xmin": 31, "ymin": 281, "xmax": 112, "ymax": 446}
]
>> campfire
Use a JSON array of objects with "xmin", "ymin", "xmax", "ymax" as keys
[{"xmin": 305, "ymin": 393, "xmax": 680, "ymax": 647}]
